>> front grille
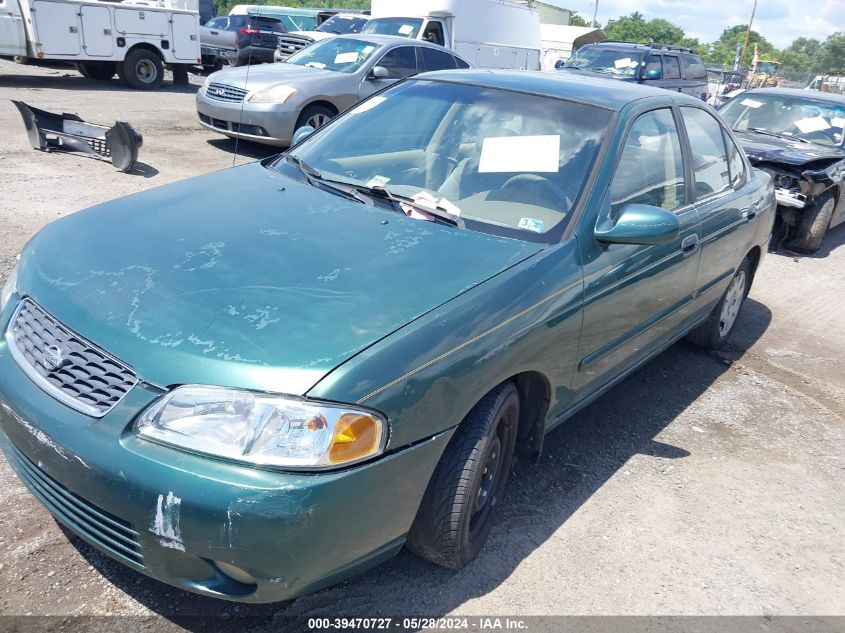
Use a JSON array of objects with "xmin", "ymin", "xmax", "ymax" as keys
[
  {"xmin": 7, "ymin": 443, "xmax": 144, "ymax": 568},
  {"xmin": 205, "ymin": 82, "xmax": 248, "ymax": 103},
  {"xmin": 6, "ymin": 299, "xmax": 138, "ymax": 417},
  {"xmin": 275, "ymin": 34, "xmax": 312, "ymax": 59}
]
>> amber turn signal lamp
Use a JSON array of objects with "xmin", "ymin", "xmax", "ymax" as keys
[{"xmin": 329, "ymin": 413, "xmax": 380, "ymax": 463}]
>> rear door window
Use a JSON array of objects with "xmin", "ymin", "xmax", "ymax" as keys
[
  {"xmin": 681, "ymin": 107, "xmax": 731, "ymax": 200},
  {"xmin": 420, "ymin": 46, "xmax": 457, "ymax": 72},
  {"xmin": 663, "ymin": 55, "xmax": 681, "ymax": 80},
  {"xmin": 253, "ymin": 17, "xmax": 285, "ymax": 33}
]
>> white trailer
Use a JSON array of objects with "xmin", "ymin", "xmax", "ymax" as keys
[
  {"xmin": 365, "ymin": 0, "xmax": 543, "ymax": 71},
  {"xmin": 0, "ymin": 0, "xmax": 200, "ymax": 89}
]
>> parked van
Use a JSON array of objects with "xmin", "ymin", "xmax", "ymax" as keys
[
  {"xmin": 361, "ymin": 0, "xmax": 543, "ymax": 70},
  {"xmin": 559, "ymin": 42, "xmax": 708, "ymax": 101}
]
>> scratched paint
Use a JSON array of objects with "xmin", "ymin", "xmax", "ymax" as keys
[{"xmin": 151, "ymin": 492, "xmax": 185, "ymax": 551}]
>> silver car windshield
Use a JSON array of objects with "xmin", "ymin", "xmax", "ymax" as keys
[
  {"xmin": 279, "ymin": 80, "xmax": 612, "ymax": 243},
  {"xmin": 720, "ymin": 93, "xmax": 845, "ymax": 147},
  {"xmin": 286, "ymin": 38, "xmax": 381, "ymax": 73}
]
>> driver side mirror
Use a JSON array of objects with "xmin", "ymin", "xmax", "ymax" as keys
[
  {"xmin": 595, "ymin": 204, "xmax": 680, "ymax": 246},
  {"xmin": 291, "ymin": 125, "xmax": 316, "ymax": 146},
  {"xmin": 369, "ymin": 65, "xmax": 389, "ymax": 80},
  {"xmin": 555, "ymin": 59, "xmax": 565, "ymax": 70},
  {"xmin": 646, "ymin": 69, "xmax": 662, "ymax": 80}
]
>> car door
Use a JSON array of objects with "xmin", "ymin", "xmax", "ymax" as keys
[
  {"xmin": 679, "ymin": 106, "xmax": 760, "ymax": 315},
  {"xmin": 660, "ymin": 54, "xmax": 684, "ymax": 93},
  {"xmin": 572, "ymin": 103, "xmax": 701, "ymax": 402},
  {"xmin": 359, "ymin": 45, "xmax": 419, "ymax": 100}
]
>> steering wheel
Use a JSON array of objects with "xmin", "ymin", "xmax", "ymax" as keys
[{"xmin": 496, "ymin": 174, "xmax": 572, "ymax": 211}]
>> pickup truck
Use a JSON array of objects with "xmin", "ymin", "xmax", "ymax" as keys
[{"xmin": 200, "ymin": 13, "xmax": 285, "ymax": 68}]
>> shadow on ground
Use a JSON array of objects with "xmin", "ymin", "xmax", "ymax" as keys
[
  {"xmin": 0, "ymin": 66, "xmax": 200, "ymax": 94},
  {"xmin": 773, "ymin": 221, "xmax": 845, "ymax": 260},
  {"xmin": 68, "ymin": 299, "xmax": 772, "ymax": 622}
]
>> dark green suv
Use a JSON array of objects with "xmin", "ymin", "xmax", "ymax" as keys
[{"xmin": 559, "ymin": 42, "xmax": 708, "ymax": 101}]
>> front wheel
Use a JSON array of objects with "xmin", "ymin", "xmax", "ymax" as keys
[
  {"xmin": 788, "ymin": 193, "xmax": 835, "ymax": 252},
  {"xmin": 295, "ymin": 104, "xmax": 335, "ymax": 132},
  {"xmin": 407, "ymin": 382, "xmax": 519, "ymax": 569},
  {"xmin": 687, "ymin": 257, "xmax": 752, "ymax": 350}
]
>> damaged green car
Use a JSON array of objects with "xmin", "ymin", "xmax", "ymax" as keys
[{"xmin": 0, "ymin": 70, "xmax": 774, "ymax": 602}]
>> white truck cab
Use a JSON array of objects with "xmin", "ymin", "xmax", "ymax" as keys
[
  {"xmin": 363, "ymin": 0, "xmax": 542, "ymax": 70},
  {"xmin": 0, "ymin": 0, "xmax": 200, "ymax": 89}
]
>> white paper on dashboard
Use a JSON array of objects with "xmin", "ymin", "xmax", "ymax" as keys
[
  {"xmin": 334, "ymin": 52, "xmax": 359, "ymax": 64},
  {"xmin": 740, "ymin": 98, "xmax": 763, "ymax": 108},
  {"xmin": 832, "ymin": 117, "xmax": 845, "ymax": 129},
  {"xmin": 479, "ymin": 135, "xmax": 560, "ymax": 173},
  {"xmin": 794, "ymin": 116, "xmax": 831, "ymax": 134},
  {"xmin": 398, "ymin": 24, "xmax": 414, "ymax": 35},
  {"xmin": 614, "ymin": 57, "xmax": 633, "ymax": 69},
  {"xmin": 350, "ymin": 96, "xmax": 387, "ymax": 114}
]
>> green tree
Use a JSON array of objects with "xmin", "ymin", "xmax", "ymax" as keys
[
  {"xmin": 705, "ymin": 24, "xmax": 776, "ymax": 67},
  {"xmin": 568, "ymin": 11, "xmax": 590, "ymax": 27},
  {"xmin": 818, "ymin": 32, "xmax": 845, "ymax": 74},
  {"xmin": 603, "ymin": 12, "xmax": 686, "ymax": 46}
]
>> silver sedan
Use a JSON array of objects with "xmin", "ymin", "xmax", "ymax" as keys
[{"xmin": 196, "ymin": 34, "xmax": 470, "ymax": 147}]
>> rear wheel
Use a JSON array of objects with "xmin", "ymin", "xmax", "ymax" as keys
[
  {"xmin": 295, "ymin": 104, "xmax": 335, "ymax": 132},
  {"xmin": 77, "ymin": 61, "xmax": 116, "ymax": 81},
  {"xmin": 687, "ymin": 257, "xmax": 752, "ymax": 350},
  {"xmin": 12, "ymin": 55, "xmax": 29, "ymax": 65},
  {"xmin": 407, "ymin": 382, "xmax": 519, "ymax": 569},
  {"xmin": 788, "ymin": 193, "xmax": 835, "ymax": 252},
  {"xmin": 118, "ymin": 49, "xmax": 164, "ymax": 90}
]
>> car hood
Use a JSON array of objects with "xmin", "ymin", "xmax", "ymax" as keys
[
  {"xmin": 733, "ymin": 130, "xmax": 845, "ymax": 167},
  {"xmin": 209, "ymin": 62, "xmax": 340, "ymax": 91},
  {"xmin": 18, "ymin": 162, "xmax": 541, "ymax": 395}
]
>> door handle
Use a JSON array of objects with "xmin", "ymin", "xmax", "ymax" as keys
[
  {"xmin": 681, "ymin": 233, "xmax": 699, "ymax": 254},
  {"xmin": 211, "ymin": 30, "xmax": 218, "ymax": 34}
]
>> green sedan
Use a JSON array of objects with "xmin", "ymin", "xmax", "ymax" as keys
[{"xmin": 0, "ymin": 70, "xmax": 774, "ymax": 602}]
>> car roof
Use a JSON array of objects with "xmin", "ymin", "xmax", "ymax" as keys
[
  {"xmin": 742, "ymin": 87, "xmax": 845, "ymax": 105},
  {"xmin": 414, "ymin": 69, "xmax": 704, "ymax": 110}
]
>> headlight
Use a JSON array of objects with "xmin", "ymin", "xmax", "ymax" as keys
[
  {"xmin": 248, "ymin": 84, "xmax": 297, "ymax": 104},
  {"xmin": 0, "ymin": 263, "xmax": 18, "ymax": 312},
  {"xmin": 136, "ymin": 385, "xmax": 387, "ymax": 469}
]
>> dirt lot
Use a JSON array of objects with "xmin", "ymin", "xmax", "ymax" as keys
[{"xmin": 0, "ymin": 60, "xmax": 843, "ymax": 624}]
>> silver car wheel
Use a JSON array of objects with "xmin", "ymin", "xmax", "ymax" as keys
[
  {"xmin": 719, "ymin": 270, "xmax": 746, "ymax": 337},
  {"xmin": 307, "ymin": 113, "xmax": 332, "ymax": 129}
]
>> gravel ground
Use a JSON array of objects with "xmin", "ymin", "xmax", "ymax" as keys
[{"xmin": 0, "ymin": 60, "xmax": 843, "ymax": 624}]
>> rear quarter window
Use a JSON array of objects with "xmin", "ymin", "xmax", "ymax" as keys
[
  {"xmin": 420, "ymin": 46, "xmax": 457, "ymax": 72},
  {"xmin": 663, "ymin": 56, "xmax": 681, "ymax": 80},
  {"xmin": 682, "ymin": 54, "xmax": 707, "ymax": 81}
]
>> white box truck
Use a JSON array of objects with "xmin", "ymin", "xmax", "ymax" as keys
[
  {"xmin": 0, "ymin": 0, "xmax": 200, "ymax": 89},
  {"xmin": 363, "ymin": 0, "xmax": 543, "ymax": 71}
]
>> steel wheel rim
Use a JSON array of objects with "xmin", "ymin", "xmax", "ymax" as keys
[
  {"xmin": 719, "ymin": 270, "xmax": 746, "ymax": 337},
  {"xmin": 307, "ymin": 113, "xmax": 331, "ymax": 129},
  {"xmin": 136, "ymin": 60, "xmax": 158, "ymax": 84},
  {"xmin": 468, "ymin": 406, "xmax": 515, "ymax": 543}
]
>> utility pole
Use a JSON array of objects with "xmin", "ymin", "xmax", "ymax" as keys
[
  {"xmin": 592, "ymin": 0, "xmax": 599, "ymax": 28},
  {"xmin": 739, "ymin": 0, "xmax": 758, "ymax": 67}
]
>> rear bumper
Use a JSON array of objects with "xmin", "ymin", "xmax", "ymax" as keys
[{"xmin": 0, "ymin": 301, "xmax": 451, "ymax": 603}]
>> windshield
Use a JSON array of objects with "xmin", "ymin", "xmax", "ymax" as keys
[
  {"xmin": 274, "ymin": 80, "xmax": 611, "ymax": 243},
  {"xmin": 318, "ymin": 16, "xmax": 368, "ymax": 34},
  {"xmin": 286, "ymin": 37, "xmax": 381, "ymax": 73},
  {"xmin": 362, "ymin": 18, "xmax": 423, "ymax": 38},
  {"xmin": 564, "ymin": 48, "xmax": 644, "ymax": 77},
  {"xmin": 720, "ymin": 93, "xmax": 845, "ymax": 147}
]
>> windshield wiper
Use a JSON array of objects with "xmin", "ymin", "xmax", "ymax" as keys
[
  {"xmin": 285, "ymin": 155, "xmax": 373, "ymax": 205},
  {"xmin": 748, "ymin": 127, "xmax": 812, "ymax": 144},
  {"xmin": 354, "ymin": 184, "xmax": 464, "ymax": 228}
]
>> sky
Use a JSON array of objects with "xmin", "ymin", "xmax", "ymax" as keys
[{"xmin": 564, "ymin": 0, "xmax": 844, "ymax": 48}]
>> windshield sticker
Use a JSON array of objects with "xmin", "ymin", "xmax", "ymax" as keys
[
  {"xmin": 305, "ymin": 61, "xmax": 327, "ymax": 69},
  {"xmin": 740, "ymin": 98, "xmax": 764, "ymax": 109},
  {"xmin": 479, "ymin": 135, "xmax": 560, "ymax": 173},
  {"xmin": 350, "ymin": 96, "xmax": 387, "ymax": 115},
  {"xmin": 365, "ymin": 175, "xmax": 390, "ymax": 188},
  {"xmin": 334, "ymin": 52, "xmax": 360, "ymax": 64},
  {"xmin": 614, "ymin": 57, "xmax": 633, "ymax": 69},
  {"xmin": 518, "ymin": 218, "xmax": 545, "ymax": 233},
  {"xmin": 794, "ymin": 116, "xmax": 832, "ymax": 134},
  {"xmin": 398, "ymin": 24, "xmax": 415, "ymax": 35},
  {"xmin": 361, "ymin": 45, "xmax": 376, "ymax": 55},
  {"xmin": 831, "ymin": 117, "xmax": 844, "ymax": 129}
]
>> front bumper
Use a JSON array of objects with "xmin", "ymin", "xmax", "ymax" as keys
[
  {"xmin": 196, "ymin": 90, "xmax": 298, "ymax": 147},
  {"xmin": 0, "ymin": 304, "xmax": 451, "ymax": 603}
]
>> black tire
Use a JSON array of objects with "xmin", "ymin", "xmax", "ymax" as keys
[
  {"xmin": 295, "ymin": 104, "xmax": 336, "ymax": 132},
  {"xmin": 788, "ymin": 193, "xmax": 835, "ymax": 252},
  {"xmin": 407, "ymin": 382, "xmax": 520, "ymax": 569},
  {"xmin": 118, "ymin": 49, "xmax": 164, "ymax": 90},
  {"xmin": 77, "ymin": 61, "xmax": 116, "ymax": 81},
  {"xmin": 687, "ymin": 257, "xmax": 752, "ymax": 350},
  {"xmin": 12, "ymin": 55, "xmax": 29, "ymax": 65}
]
